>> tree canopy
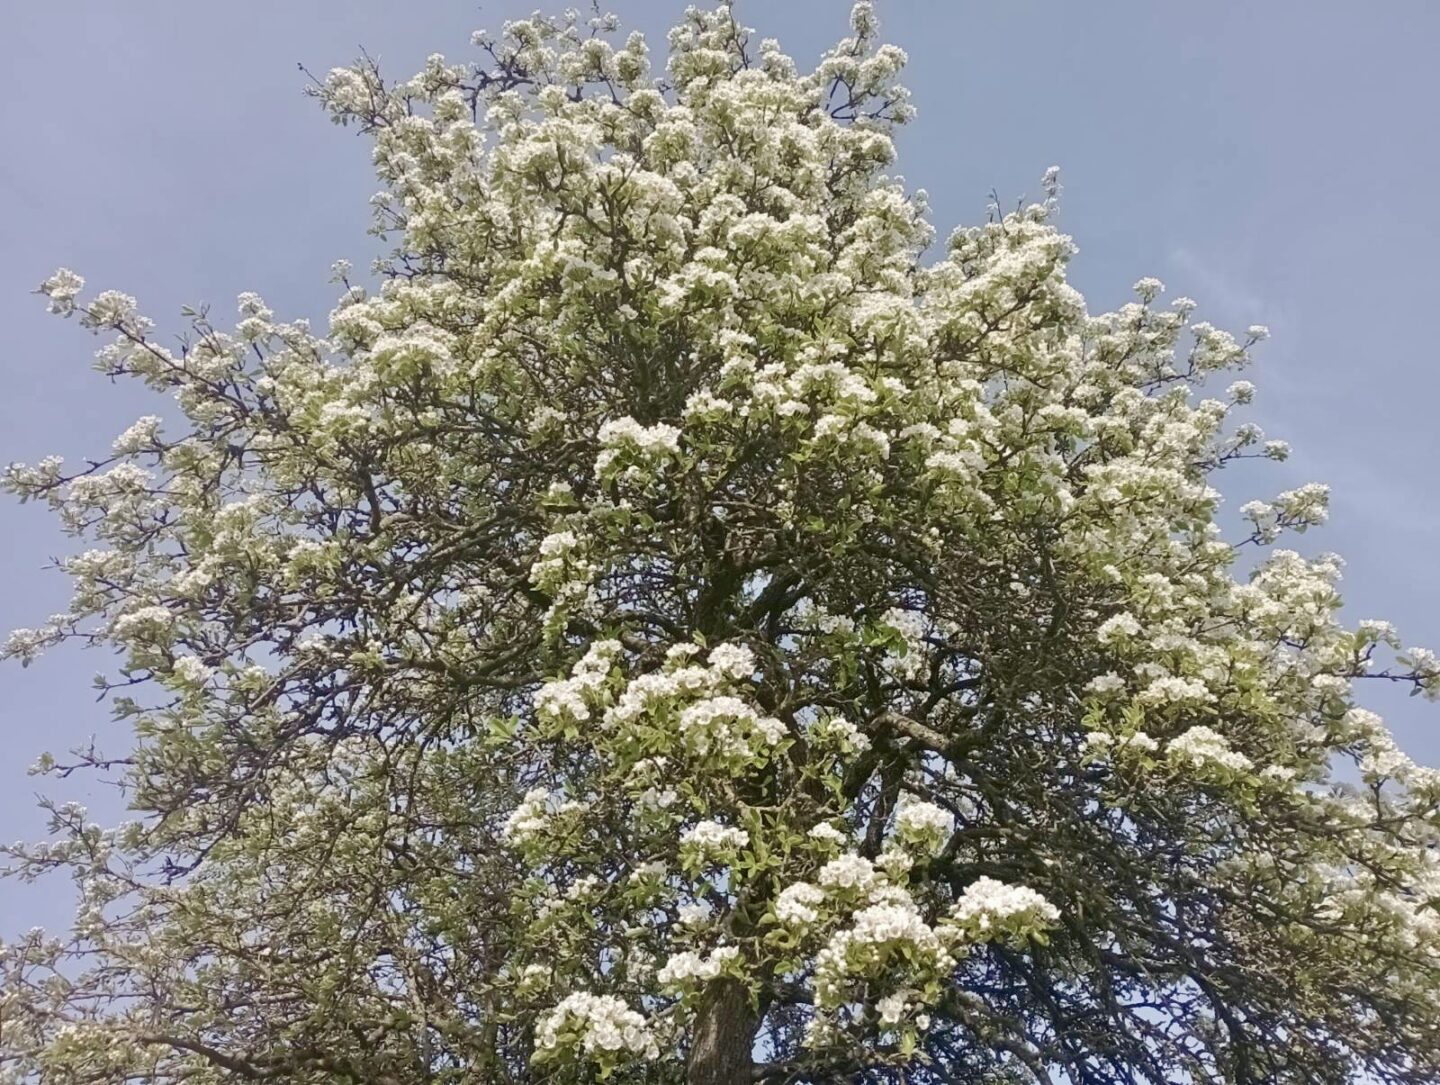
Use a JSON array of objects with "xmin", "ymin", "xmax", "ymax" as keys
[{"xmin": 5, "ymin": 5, "xmax": 1440, "ymax": 1083}]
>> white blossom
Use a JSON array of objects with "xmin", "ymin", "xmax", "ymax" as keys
[
  {"xmin": 38, "ymin": 267, "xmax": 84, "ymax": 315},
  {"xmin": 817, "ymin": 853, "xmax": 879, "ymax": 895},
  {"xmin": 656, "ymin": 945, "xmax": 740, "ymax": 989},
  {"xmin": 679, "ymin": 821, "xmax": 748, "ymax": 858},
  {"xmin": 1167, "ymin": 726, "xmax": 1252, "ymax": 775},
  {"xmin": 1096, "ymin": 612, "xmax": 1141, "ymax": 644},
  {"xmin": 502, "ymin": 789, "xmax": 553, "ymax": 846},
  {"xmin": 535, "ymin": 992, "xmax": 658, "ymax": 1063},
  {"xmin": 893, "ymin": 799, "xmax": 953, "ymax": 853},
  {"xmin": 775, "ymin": 881, "xmax": 826, "ymax": 926},
  {"xmin": 948, "ymin": 876, "xmax": 1060, "ymax": 942}
]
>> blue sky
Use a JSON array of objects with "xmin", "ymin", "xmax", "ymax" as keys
[{"xmin": 3, "ymin": 1, "xmax": 1439, "ymax": 932}]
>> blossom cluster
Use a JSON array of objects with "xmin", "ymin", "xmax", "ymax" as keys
[{"xmin": 534, "ymin": 991, "xmax": 659, "ymax": 1069}]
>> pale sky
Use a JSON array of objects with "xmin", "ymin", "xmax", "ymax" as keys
[{"xmin": 3, "ymin": 1, "xmax": 1439, "ymax": 932}]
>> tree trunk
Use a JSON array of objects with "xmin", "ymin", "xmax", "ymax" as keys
[{"xmin": 687, "ymin": 979, "xmax": 757, "ymax": 1085}]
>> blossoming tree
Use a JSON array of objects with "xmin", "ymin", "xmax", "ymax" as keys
[{"xmin": 5, "ymin": 4, "xmax": 1440, "ymax": 1083}]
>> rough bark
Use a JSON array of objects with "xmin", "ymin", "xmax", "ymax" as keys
[{"xmin": 687, "ymin": 979, "xmax": 758, "ymax": 1085}]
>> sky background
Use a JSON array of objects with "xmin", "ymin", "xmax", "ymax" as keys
[{"xmin": 2, "ymin": 1, "xmax": 1438, "ymax": 933}]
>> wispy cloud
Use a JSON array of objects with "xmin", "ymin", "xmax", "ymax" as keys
[{"xmin": 1166, "ymin": 246, "xmax": 1269, "ymax": 325}]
